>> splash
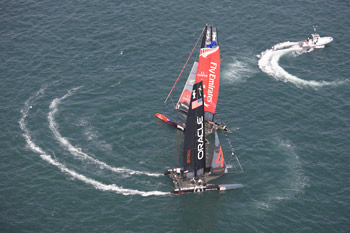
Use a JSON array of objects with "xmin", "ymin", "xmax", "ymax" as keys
[
  {"xmin": 223, "ymin": 57, "xmax": 257, "ymax": 84},
  {"xmin": 19, "ymin": 87, "xmax": 168, "ymax": 197},
  {"xmin": 48, "ymin": 87, "xmax": 162, "ymax": 177},
  {"xmin": 257, "ymin": 41, "xmax": 343, "ymax": 88}
]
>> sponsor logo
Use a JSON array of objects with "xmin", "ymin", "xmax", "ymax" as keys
[
  {"xmin": 198, "ymin": 85, "xmax": 202, "ymax": 97},
  {"xmin": 197, "ymin": 71, "xmax": 208, "ymax": 78},
  {"xmin": 197, "ymin": 116, "xmax": 204, "ymax": 160},
  {"xmin": 186, "ymin": 149, "xmax": 191, "ymax": 164},
  {"xmin": 200, "ymin": 47, "xmax": 219, "ymax": 58},
  {"xmin": 194, "ymin": 186, "xmax": 204, "ymax": 192},
  {"xmin": 207, "ymin": 62, "xmax": 217, "ymax": 103},
  {"xmin": 192, "ymin": 89, "xmax": 196, "ymax": 99},
  {"xmin": 212, "ymin": 32, "xmax": 217, "ymax": 41}
]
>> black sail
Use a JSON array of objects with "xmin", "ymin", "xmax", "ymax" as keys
[{"xmin": 182, "ymin": 81, "xmax": 205, "ymax": 178}]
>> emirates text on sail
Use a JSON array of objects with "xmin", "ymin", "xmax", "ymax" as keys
[{"xmin": 207, "ymin": 62, "xmax": 217, "ymax": 103}]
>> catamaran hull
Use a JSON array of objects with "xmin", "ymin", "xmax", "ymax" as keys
[
  {"xmin": 155, "ymin": 113, "xmax": 185, "ymax": 131},
  {"xmin": 164, "ymin": 168, "xmax": 243, "ymax": 194},
  {"xmin": 172, "ymin": 184, "xmax": 244, "ymax": 194}
]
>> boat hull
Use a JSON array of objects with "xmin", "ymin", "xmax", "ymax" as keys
[
  {"xmin": 172, "ymin": 184, "xmax": 244, "ymax": 194},
  {"xmin": 300, "ymin": 36, "xmax": 333, "ymax": 48},
  {"xmin": 155, "ymin": 113, "xmax": 185, "ymax": 131},
  {"xmin": 164, "ymin": 168, "xmax": 243, "ymax": 194}
]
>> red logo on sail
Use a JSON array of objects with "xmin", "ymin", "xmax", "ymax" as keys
[{"xmin": 186, "ymin": 149, "xmax": 191, "ymax": 163}]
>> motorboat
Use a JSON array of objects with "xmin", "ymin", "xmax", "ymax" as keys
[{"xmin": 299, "ymin": 33, "xmax": 333, "ymax": 49}]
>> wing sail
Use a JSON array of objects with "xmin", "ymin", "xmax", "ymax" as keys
[
  {"xmin": 182, "ymin": 81, "xmax": 206, "ymax": 178},
  {"xmin": 195, "ymin": 26, "xmax": 221, "ymax": 122}
]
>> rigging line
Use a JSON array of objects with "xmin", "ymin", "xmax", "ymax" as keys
[
  {"xmin": 164, "ymin": 26, "xmax": 205, "ymax": 104},
  {"xmin": 223, "ymin": 131, "xmax": 244, "ymax": 173}
]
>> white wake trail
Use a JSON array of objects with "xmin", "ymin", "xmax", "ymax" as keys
[
  {"xmin": 19, "ymin": 88, "xmax": 168, "ymax": 197},
  {"xmin": 258, "ymin": 41, "xmax": 342, "ymax": 88},
  {"xmin": 48, "ymin": 87, "xmax": 162, "ymax": 177}
]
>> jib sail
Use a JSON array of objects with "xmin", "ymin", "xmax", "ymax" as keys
[
  {"xmin": 195, "ymin": 25, "xmax": 221, "ymax": 122},
  {"xmin": 182, "ymin": 81, "xmax": 206, "ymax": 178}
]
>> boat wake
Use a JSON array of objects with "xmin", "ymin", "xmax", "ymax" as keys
[
  {"xmin": 19, "ymin": 87, "xmax": 168, "ymax": 197},
  {"xmin": 274, "ymin": 139, "xmax": 309, "ymax": 200},
  {"xmin": 257, "ymin": 41, "xmax": 343, "ymax": 88},
  {"xmin": 255, "ymin": 138, "xmax": 309, "ymax": 210},
  {"xmin": 48, "ymin": 87, "xmax": 162, "ymax": 177}
]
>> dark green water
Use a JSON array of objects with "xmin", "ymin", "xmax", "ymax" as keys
[{"xmin": 1, "ymin": 0, "xmax": 349, "ymax": 232}]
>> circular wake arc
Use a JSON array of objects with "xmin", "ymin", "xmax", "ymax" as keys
[
  {"xmin": 257, "ymin": 41, "xmax": 344, "ymax": 88},
  {"xmin": 48, "ymin": 87, "xmax": 162, "ymax": 177},
  {"xmin": 19, "ymin": 87, "xmax": 168, "ymax": 197}
]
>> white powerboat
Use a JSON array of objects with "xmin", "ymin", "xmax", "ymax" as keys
[{"xmin": 299, "ymin": 33, "xmax": 333, "ymax": 49}]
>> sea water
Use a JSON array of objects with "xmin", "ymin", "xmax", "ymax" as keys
[{"xmin": 1, "ymin": 0, "xmax": 349, "ymax": 232}]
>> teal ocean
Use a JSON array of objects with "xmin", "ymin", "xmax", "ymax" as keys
[{"xmin": 1, "ymin": 0, "xmax": 349, "ymax": 232}]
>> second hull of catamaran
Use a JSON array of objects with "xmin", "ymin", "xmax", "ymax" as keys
[{"xmin": 164, "ymin": 168, "xmax": 243, "ymax": 194}]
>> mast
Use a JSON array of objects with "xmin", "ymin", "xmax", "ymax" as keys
[{"xmin": 182, "ymin": 81, "xmax": 205, "ymax": 178}]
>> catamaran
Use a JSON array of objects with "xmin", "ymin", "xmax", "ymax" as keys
[
  {"xmin": 157, "ymin": 25, "xmax": 243, "ymax": 193},
  {"xmin": 164, "ymin": 81, "xmax": 243, "ymax": 193}
]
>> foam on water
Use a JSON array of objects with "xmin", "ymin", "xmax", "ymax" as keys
[
  {"xmin": 48, "ymin": 87, "xmax": 162, "ymax": 177},
  {"xmin": 222, "ymin": 57, "xmax": 257, "ymax": 84},
  {"xmin": 19, "ymin": 87, "xmax": 168, "ymax": 197},
  {"xmin": 277, "ymin": 139, "xmax": 309, "ymax": 195},
  {"xmin": 253, "ymin": 138, "xmax": 309, "ymax": 211},
  {"xmin": 257, "ymin": 41, "xmax": 344, "ymax": 88}
]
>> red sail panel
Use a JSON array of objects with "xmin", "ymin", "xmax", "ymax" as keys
[{"xmin": 195, "ymin": 47, "xmax": 220, "ymax": 118}]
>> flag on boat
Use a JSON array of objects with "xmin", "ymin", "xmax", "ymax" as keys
[{"xmin": 192, "ymin": 98, "xmax": 203, "ymax": 109}]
